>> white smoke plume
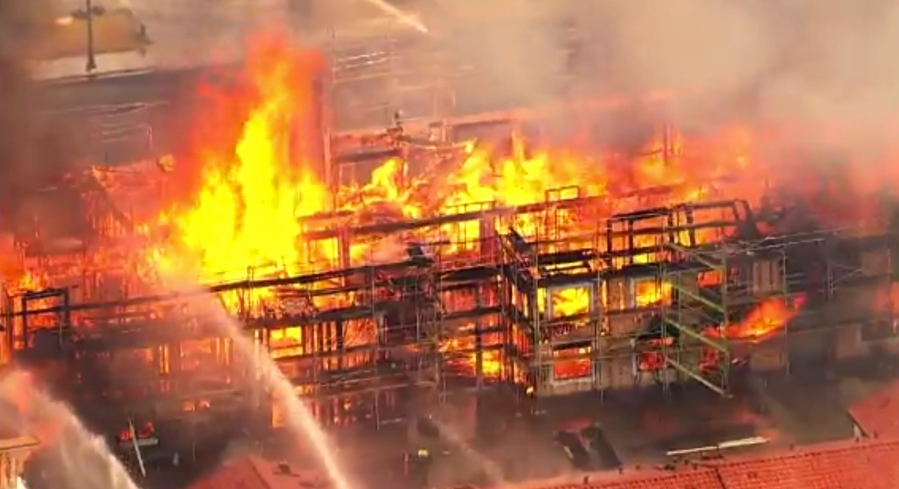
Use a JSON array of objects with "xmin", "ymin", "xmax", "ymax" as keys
[
  {"xmin": 417, "ymin": 0, "xmax": 899, "ymax": 159},
  {"xmin": 111, "ymin": 0, "xmax": 899, "ymax": 180}
]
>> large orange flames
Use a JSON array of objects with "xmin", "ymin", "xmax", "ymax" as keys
[
  {"xmin": 6, "ymin": 37, "xmax": 888, "ymax": 388},
  {"xmin": 149, "ymin": 45, "xmax": 330, "ymax": 284},
  {"xmin": 145, "ymin": 41, "xmax": 764, "ymax": 292},
  {"xmin": 727, "ymin": 296, "xmax": 807, "ymax": 340},
  {"xmin": 137, "ymin": 40, "xmax": 810, "ymax": 382}
]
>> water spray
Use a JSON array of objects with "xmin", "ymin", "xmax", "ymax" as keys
[
  {"xmin": 0, "ymin": 371, "xmax": 140, "ymax": 489},
  {"xmin": 189, "ymin": 293, "xmax": 355, "ymax": 489},
  {"xmin": 360, "ymin": 0, "xmax": 430, "ymax": 34}
]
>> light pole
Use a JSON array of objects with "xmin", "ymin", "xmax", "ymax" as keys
[{"xmin": 85, "ymin": 0, "xmax": 97, "ymax": 71}]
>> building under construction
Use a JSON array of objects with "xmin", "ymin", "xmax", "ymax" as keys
[{"xmin": 4, "ymin": 14, "xmax": 899, "ymax": 451}]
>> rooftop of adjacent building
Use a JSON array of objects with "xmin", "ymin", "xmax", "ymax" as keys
[
  {"xmin": 176, "ymin": 355, "xmax": 899, "ymax": 489},
  {"xmin": 187, "ymin": 436, "xmax": 899, "ymax": 489},
  {"xmin": 848, "ymin": 376, "xmax": 899, "ymax": 439}
]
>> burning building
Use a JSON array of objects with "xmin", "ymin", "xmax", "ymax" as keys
[{"xmin": 2, "ymin": 28, "xmax": 899, "ymax": 449}]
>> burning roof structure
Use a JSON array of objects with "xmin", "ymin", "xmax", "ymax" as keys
[{"xmin": 2, "ymin": 33, "xmax": 899, "ymax": 441}]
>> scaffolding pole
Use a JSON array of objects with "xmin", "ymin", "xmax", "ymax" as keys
[{"xmin": 660, "ymin": 242, "xmax": 731, "ymax": 397}]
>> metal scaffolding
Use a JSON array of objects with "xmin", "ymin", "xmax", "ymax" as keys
[
  {"xmin": 6, "ymin": 184, "xmax": 899, "ymax": 433},
  {"xmin": 659, "ymin": 244, "xmax": 732, "ymax": 396},
  {"xmin": 325, "ymin": 21, "xmax": 455, "ymax": 134},
  {"xmin": 17, "ymin": 9, "xmax": 899, "ymax": 453},
  {"xmin": 11, "ymin": 82, "xmax": 899, "ymax": 437}
]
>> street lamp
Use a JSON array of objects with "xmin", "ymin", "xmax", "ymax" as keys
[
  {"xmin": 85, "ymin": 0, "xmax": 95, "ymax": 71},
  {"xmin": 72, "ymin": 1, "xmax": 105, "ymax": 72}
]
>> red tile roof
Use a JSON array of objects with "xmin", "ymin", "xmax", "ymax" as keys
[
  {"xmin": 527, "ymin": 469, "xmax": 724, "ymax": 489},
  {"xmin": 588, "ymin": 468, "xmax": 724, "ymax": 489},
  {"xmin": 580, "ymin": 439, "xmax": 899, "ymax": 489},
  {"xmin": 188, "ymin": 456, "xmax": 325, "ymax": 489},
  {"xmin": 188, "ymin": 456, "xmax": 266, "ymax": 489},
  {"xmin": 192, "ymin": 439, "xmax": 899, "ymax": 489},
  {"xmin": 714, "ymin": 439, "xmax": 899, "ymax": 489},
  {"xmin": 848, "ymin": 379, "xmax": 899, "ymax": 438}
]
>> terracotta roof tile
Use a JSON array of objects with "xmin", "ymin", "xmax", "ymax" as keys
[
  {"xmin": 595, "ymin": 469, "xmax": 724, "ymax": 489},
  {"xmin": 715, "ymin": 439, "xmax": 899, "ymax": 489},
  {"xmin": 192, "ymin": 439, "xmax": 899, "ymax": 489},
  {"xmin": 848, "ymin": 379, "xmax": 899, "ymax": 438},
  {"xmin": 190, "ymin": 456, "xmax": 266, "ymax": 489},
  {"xmin": 187, "ymin": 456, "xmax": 324, "ymax": 489},
  {"xmin": 528, "ymin": 469, "xmax": 724, "ymax": 489}
]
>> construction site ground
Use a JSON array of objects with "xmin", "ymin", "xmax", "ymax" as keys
[
  {"xmin": 121, "ymin": 364, "xmax": 890, "ymax": 489},
  {"xmin": 251, "ymin": 367, "xmax": 885, "ymax": 488}
]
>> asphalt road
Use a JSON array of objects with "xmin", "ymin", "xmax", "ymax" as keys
[
  {"xmin": 30, "ymin": 44, "xmax": 517, "ymax": 167},
  {"xmin": 32, "ymin": 66, "xmax": 241, "ymax": 165},
  {"xmin": 36, "ymin": 66, "xmax": 218, "ymax": 110},
  {"xmin": 32, "ymin": 63, "xmax": 392, "ymax": 165}
]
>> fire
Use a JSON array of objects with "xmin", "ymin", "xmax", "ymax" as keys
[
  {"xmin": 444, "ymin": 147, "xmax": 606, "ymax": 208},
  {"xmin": 141, "ymin": 38, "xmax": 755, "ymax": 311},
  {"xmin": 439, "ymin": 329, "xmax": 504, "ymax": 379},
  {"xmin": 726, "ymin": 295, "xmax": 806, "ymax": 340},
  {"xmin": 634, "ymin": 280, "xmax": 672, "ymax": 308},
  {"xmin": 7, "ymin": 35, "xmax": 887, "ymax": 402},
  {"xmin": 552, "ymin": 287, "xmax": 591, "ymax": 317},
  {"xmin": 873, "ymin": 282, "xmax": 899, "ymax": 315},
  {"xmin": 15, "ymin": 271, "xmax": 43, "ymax": 293},
  {"xmin": 151, "ymin": 42, "xmax": 329, "ymax": 287}
]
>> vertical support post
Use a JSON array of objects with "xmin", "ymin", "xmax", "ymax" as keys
[
  {"xmin": 531, "ymin": 230, "xmax": 543, "ymax": 396},
  {"xmin": 720, "ymin": 251, "xmax": 730, "ymax": 392},
  {"xmin": 85, "ymin": 0, "xmax": 97, "ymax": 72},
  {"xmin": 432, "ymin": 251, "xmax": 444, "ymax": 402},
  {"xmin": 782, "ymin": 245, "xmax": 792, "ymax": 377},
  {"xmin": 374, "ymin": 391, "xmax": 381, "ymax": 430},
  {"xmin": 19, "ymin": 296, "xmax": 28, "ymax": 350},
  {"xmin": 593, "ymin": 217, "xmax": 604, "ymax": 395},
  {"xmin": 2, "ymin": 292, "xmax": 11, "ymax": 364}
]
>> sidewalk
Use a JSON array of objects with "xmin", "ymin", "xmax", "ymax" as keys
[{"xmin": 32, "ymin": 51, "xmax": 155, "ymax": 82}]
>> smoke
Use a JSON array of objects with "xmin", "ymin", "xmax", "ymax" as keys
[
  {"xmin": 391, "ymin": 0, "xmax": 899, "ymax": 164},
  {"xmin": 0, "ymin": 1, "xmax": 41, "ymax": 218},
  {"xmin": 123, "ymin": 0, "xmax": 291, "ymax": 67},
  {"xmin": 104, "ymin": 0, "xmax": 899, "ymax": 159},
  {"xmin": 128, "ymin": 0, "xmax": 414, "ymax": 67},
  {"xmin": 0, "ymin": 0, "xmax": 81, "ymax": 231}
]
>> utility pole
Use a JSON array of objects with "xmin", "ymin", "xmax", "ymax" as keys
[{"xmin": 85, "ymin": 0, "xmax": 97, "ymax": 71}]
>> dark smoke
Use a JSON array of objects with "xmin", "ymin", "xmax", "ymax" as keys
[{"xmin": 0, "ymin": 1, "xmax": 80, "ymax": 232}]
